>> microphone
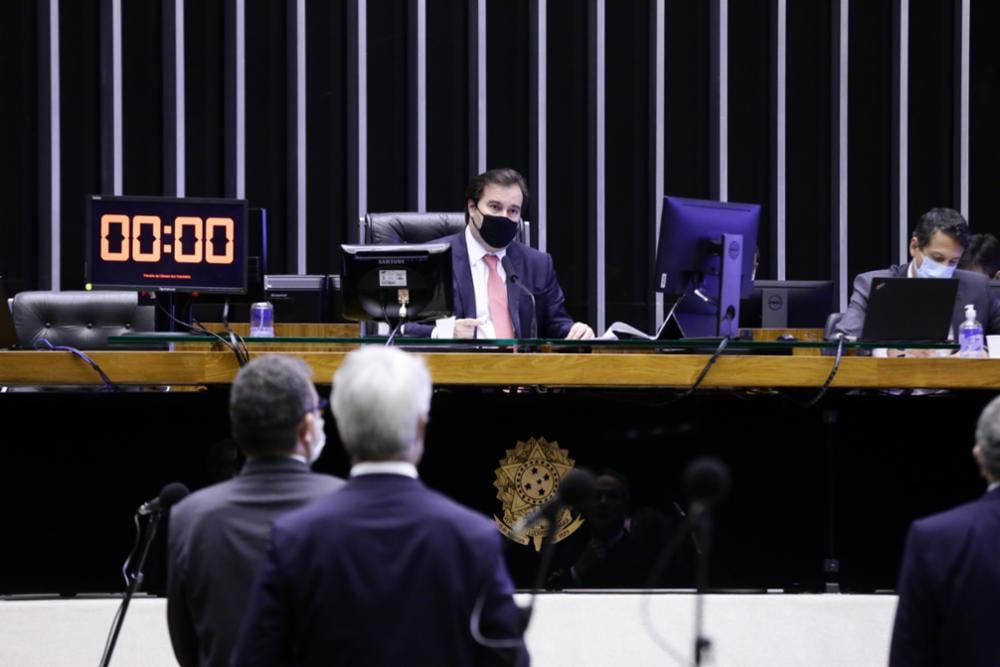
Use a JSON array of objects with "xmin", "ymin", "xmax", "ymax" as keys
[
  {"xmin": 683, "ymin": 457, "xmax": 731, "ymax": 515},
  {"xmin": 511, "ymin": 468, "xmax": 596, "ymax": 539},
  {"xmin": 501, "ymin": 256, "xmax": 538, "ymax": 339},
  {"xmin": 137, "ymin": 482, "xmax": 190, "ymax": 516}
]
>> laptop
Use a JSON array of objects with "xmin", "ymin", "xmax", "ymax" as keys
[
  {"xmin": 0, "ymin": 278, "xmax": 17, "ymax": 349},
  {"xmin": 860, "ymin": 277, "xmax": 958, "ymax": 342}
]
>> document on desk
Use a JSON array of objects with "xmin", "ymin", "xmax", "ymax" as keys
[{"xmin": 598, "ymin": 321, "xmax": 656, "ymax": 341}]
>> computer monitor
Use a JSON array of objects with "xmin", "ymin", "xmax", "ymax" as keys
[
  {"xmin": 86, "ymin": 195, "xmax": 248, "ymax": 294},
  {"xmin": 741, "ymin": 280, "xmax": 836, "ymax": 329},
  {"xmin": 340, "ymin": 243, "xmax": 454, "ymax": 325},
  {"xmin": 653, "ymin": 196, "xmax": 761, "ymax": 337}
]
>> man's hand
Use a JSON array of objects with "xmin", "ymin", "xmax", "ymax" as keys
[
  {"xmin": 453, "ymin": 318, "xmax": 483, "ymax": 339},
  {"xmin": 564, "ymin": 322, "xmax": 596, "ymax": 340}
]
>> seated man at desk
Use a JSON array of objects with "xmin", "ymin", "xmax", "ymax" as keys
[
  {"xmin": 407, "ymin": 168, "xmax": 594, "ymax": 340},
  {"xmin": 832, "ymin": 207, "xmax": 1000, "ymax": 342}
]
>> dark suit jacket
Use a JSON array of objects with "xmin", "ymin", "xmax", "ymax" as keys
[
  {"xmin": 166, "ymin": 458, "xmax": 344, "ymax": 667},
  {"xmin": 889, "ymin": 486, "xmax": 1000, "ymax": 667},
  {"xmin": 231, "ymin": 473, "xmax": 530, "ymax": 667},
  {"xmin": 407, "ymin": 231, "xmax": 575, "ymax": 338},
  {"xmin": 834, "ymin": 264, "xmax": 1000, "ymax": 339}
]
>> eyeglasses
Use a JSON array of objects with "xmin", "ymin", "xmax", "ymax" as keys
[{"xmin": 309, "ymin": 398, "xmax": 329, "ymax": 415}]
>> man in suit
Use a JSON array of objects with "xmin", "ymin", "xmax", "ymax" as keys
[
  {"xmin": 166, "ymin": 355, "xmax": 344, "ymax": 667},
  {"xmin": 408, "ymin": 167, "xmax": 593, "ymax": 340},
  {"xmin": 833, "ymin": 208, "xmax": 1000, "ymax": 341},
  {"xmin": 888, "ymin": 394, "xmax": 1000, "ymax": 666},
  {"xmin": 231, "ymin": 346, "xmax": 529, "ymax": 666}
]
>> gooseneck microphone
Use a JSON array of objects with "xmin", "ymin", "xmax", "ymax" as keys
[
  {"xmin": 684, "ymin": 457, "xmax": 732, "ymax": 515},
  {"xmin": 501, "ymin": 256, "xmax": 538, "ymax": 339},
  {"xmin": 510, "ymin": 468, "xmax": 596, "ymax": 539},
  {"xmin": 100, "ymin": 482, "xmax": 191, "ymax": 667},
  {"xmin": 470, "ymin": 468, "xmax": 597, "ymax": 652},
  {"xmin": 137, "ymin": 482, "xmax": 190, "ymax": 516}
]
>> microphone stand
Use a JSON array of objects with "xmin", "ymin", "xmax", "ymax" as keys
[
  {"xmin": 99, "ymin": 511, "xmax": 165, "ymax": 667},
  {"xmin": 521, "ymin": 514, "xmax": 561, "ymax": 631},
  {"xmin": 691, "ymin": 506, "xmax": 714, "ymax": 666}
]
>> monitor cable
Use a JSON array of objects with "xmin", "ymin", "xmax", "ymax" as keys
[{"xmin": 151, "ymin": 295, "xmax": 249, "ymax": 367}]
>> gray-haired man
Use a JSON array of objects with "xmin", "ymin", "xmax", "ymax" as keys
[
  {"xmin": 167, "ymin": 355, "xmax": 344, "ymax": 667},
  {"xmin": 889, "ymin": 395, "xmax": 1000, "ymax": 666}
]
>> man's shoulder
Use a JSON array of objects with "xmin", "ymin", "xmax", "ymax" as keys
[
  {"xmin": 955, "ymin": 268, "xmax": 991, "ymax": 289},
  {"xmin": 911, "ymin": 495, "xmax": 991, "ymax": 538},
  {"xmin": 856, "ymin": 267, "xmax": 902, "ymax": 282}
]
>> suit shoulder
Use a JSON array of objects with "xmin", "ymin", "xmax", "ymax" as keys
[
  {"xmin": 911, "ymin": 497, "xmax": 986, "ymax": 537},
  {"xmin": 419, "ymin": 486, "xmax": 498, "ymax": 536},
  {"xmin": 956, "ymin": 268, "xmax": 991, "ymax": 288}
]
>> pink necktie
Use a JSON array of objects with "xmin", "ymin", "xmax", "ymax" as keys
[{"xmin": 483, "ymin": 254, "xmax": 515, "ymax": 339}]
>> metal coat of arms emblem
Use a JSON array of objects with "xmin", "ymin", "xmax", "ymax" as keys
[{"xmin": 493, "ymin": 437, "xmax": 585, "ymax": 551}]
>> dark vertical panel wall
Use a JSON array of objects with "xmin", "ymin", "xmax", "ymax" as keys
[
  {"xmin": 122, "ymin": 0, "xmax": 164, "ymax": 196},
  {"xmin": 786, "ymin": 0, "xmax": 832, "ymax": 281},
  {"xmin": 605, "ymin": 0, "xmax": 650, "ymax": 327},
  {"xmin": 0, "ymin": 1, "xmax": 39, "ymax": 294},
  {"xmin": 306, "ymin": 1, "xmax": 348, "ymax": 273},
  {"xmin": 847, "ymin": 1, "xmax": 893, "ymax": 279},
  {"xmin": 366, "ymin": 2, "xmax": 408, "ymax": 213},
  {"xmin": 908, "ymin": 0, "xmax": 955, "ymax": 224},
  {"xmin": 663, "ymin": 0, "xmax": 709, "ymax": 200},
  {"xmin": 546, "ymin": 0, "xmax": 589, "ymax": 322},
  {"xmin": 426, "ymin": 0, "xmax": 469, "ymax": 211},
  {"xmin": 485, "ymin": 0, "xmax": 530, "ymax": 180},
  {"xmin": 184, "ymin": 0, "xmax": 226, "ymax": 198},
  {"xmin": 60, "ymin": 0, "xmax": 101, "ymax": 290},
  {"xmin": 246, "ymin": 0, "xmax": 288, "ymax": 272},
  {"xmin": 728, "ymin": 1, "xmax": 772, "ymax": 277},
  {"xmin": 970, "ymin": 0, "xmax": 1000, "ymax": 235},
  {"xmin": 1, "ymin": 0, "xmax": 990, "ymax": 320}
]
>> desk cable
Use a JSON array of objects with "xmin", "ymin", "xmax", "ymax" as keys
[
  {"xmin": 803, "ymin": 335, "xmax": 846, "ymax": 407},
  {"xmin": 151, "ymin": 296, "xmax": 249, "ymax": 367},
  {"xmin": 32, "ymin": 338, "xmax": 117, "ymax": 390}
]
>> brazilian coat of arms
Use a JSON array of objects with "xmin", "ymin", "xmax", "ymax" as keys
[{"xmin": 493, "ymin": 437, "xmax": 585, "ymax": 551}]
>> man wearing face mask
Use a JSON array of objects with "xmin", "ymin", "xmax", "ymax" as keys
[
  {"xmin": 409, "ymin": 168, "xmax": 594, "ymax": 340},
  {"xmin": 832, "ymin": 207, "xmax": 1000, "ymax": 341},
  {"xmin": 166, "ymin": 354, "xmax": 343, "ymax": 667}
]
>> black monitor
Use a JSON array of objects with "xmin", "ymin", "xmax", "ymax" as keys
[
  {"xmin": 86, "ymin": 195, "xmax": 248, "ymax": 294},
  {"xmin": 340, "ymin": 243, "xmax": 454, "ymax": 325},
  {"xmin": 741, "ymin": 280, "xmax": 836, "ymax": 329},
  {"xmin": 653, "ymin": 196, "xmax": 761, "ymax": 337}
]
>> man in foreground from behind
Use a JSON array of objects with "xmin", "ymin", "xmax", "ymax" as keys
[
  {"xmin": 231, "ymin": 346, "xmax": 529, "ymax": 666},
  {"xmin": 167, "ymin": 355, "xmax": 344, "ymax": 667},
  {"xmin": 888, "ymin": 395, "xmax": 1000, "ymax": 666}
]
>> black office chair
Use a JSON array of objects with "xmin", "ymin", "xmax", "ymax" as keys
[
  {"xmin": 12, "ymin": 291, "xmax": 154, "ymax": 350},
  {"xmin": 358, "ymin": 212, "xmax": 530, "ymax": 246}
]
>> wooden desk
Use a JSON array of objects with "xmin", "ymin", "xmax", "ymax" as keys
[{"xmin": 3, "ymin": 349, "xmax": 1000, "ymax": 389}]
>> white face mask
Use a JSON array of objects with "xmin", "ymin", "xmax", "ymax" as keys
[
  {"xmin": 916, "ymin": 255, "xmax": 957, "ymax": 279},
  {"xmin": 308, "ymin": 412, "xmax": 327, "ymax": 465}
]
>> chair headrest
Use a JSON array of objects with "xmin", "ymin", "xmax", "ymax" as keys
[
  {"xmin": 11, "ymin": 291, "xmax": 154, "ymax": 350},
  {"xmin": 364, "ymin": 212, "xmax": 467, "ymax": 245}
]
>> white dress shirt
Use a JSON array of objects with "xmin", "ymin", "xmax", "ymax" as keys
[
  {"xmin": 432, "ymin": 226, "xmax": 508, "ymax": 339},
  {"xmin": 350, "ymin": 461, "xmax": 419, "ymax": 478}
]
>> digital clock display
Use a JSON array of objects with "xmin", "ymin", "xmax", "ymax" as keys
[{"xmin": 86, "ymin": 196, "xmax": 248, "ymax": 294}]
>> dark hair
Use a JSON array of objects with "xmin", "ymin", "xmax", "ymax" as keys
[
  {"xmin": 911, "ymin": 208, "xmax": 970, "ymax": 251},
  {"xmin": 229, "ymin": 355, "xmax": 316, "ymax": 456},
  {"xmin": 464, "ymin": 168, "xmax": 530, "ymax": 222},
  {"xmin": 958, "ymin": 233, "xmax": 1000, "ymax": 278}
]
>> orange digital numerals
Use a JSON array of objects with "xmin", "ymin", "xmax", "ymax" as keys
[{"xmin": 99, "ymin": 214, "xmax": 235, "ymax": 265}]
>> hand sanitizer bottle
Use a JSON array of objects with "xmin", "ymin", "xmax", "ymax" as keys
[{"xmin": 959, "ymin": 304, "xmax": 983, "ymax": 358}]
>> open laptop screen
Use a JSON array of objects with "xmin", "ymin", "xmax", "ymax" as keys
[{"xmin": 860, "ymin": 277, "xmax": 958, "ymax": 342}]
